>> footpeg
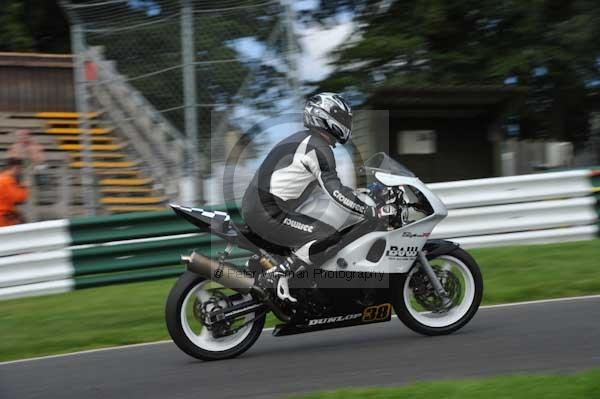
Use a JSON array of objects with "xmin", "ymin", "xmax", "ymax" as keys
[{"xmin": 276, "ymin": 276, "xmax": 297, "ymax": 303}]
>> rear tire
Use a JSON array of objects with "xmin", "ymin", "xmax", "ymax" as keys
[
  {"xmin": 165, "ymin": 271, "xmax": 265, "ymax": 361},
  {"xmin": 391, "ymin": 247, "xmax": 483, "ymax": 336}
]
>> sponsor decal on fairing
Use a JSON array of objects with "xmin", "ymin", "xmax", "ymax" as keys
[
  {"xmin": 386, "ymin": 245, "xmax": 419, "ymax": 260},
  {"xmin": 308, "ymin": 313, "xmax": 362, "ymax": 326}
]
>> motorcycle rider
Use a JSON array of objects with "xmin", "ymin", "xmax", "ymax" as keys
[{"xmin": 242, "ymin": 92, "xmax": 380, "ymax": 302}]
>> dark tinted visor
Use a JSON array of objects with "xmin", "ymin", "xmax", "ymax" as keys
[{"xmin": 329, "ymin": 106, "xmax": 352, "ymax": 130}]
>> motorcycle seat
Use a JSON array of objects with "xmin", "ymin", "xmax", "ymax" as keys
[{"xmin": 235, "ymin": 223, "xmax": 291, "ymax": 256}]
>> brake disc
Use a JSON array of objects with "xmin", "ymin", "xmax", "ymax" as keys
[{"xmin": 409, "ymin": 267, "xmax": 461, "ymax": 312}]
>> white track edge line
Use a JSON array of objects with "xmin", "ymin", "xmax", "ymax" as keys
[{"xmin": 2, "ymin": 293, "xmax": 600, "ymax": 366}]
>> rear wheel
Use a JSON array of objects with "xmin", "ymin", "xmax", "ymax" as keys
[
  {"xmin": 392, "ymin": 247, "xmax": 483, "ymax": 335},
  {"xmin": 165, "ymin": 271, "xmax": 265, "ymax": 360}
]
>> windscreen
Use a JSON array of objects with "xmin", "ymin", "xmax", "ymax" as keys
[{"xmin": 363, "ymin": 152, "xmax": 415, "ymax": 177}]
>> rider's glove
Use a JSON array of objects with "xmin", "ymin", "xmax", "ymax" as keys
[
  {"xmin": 377, "ymin": 204, "xmax": 397, "ymax": 218},
  {"xmin": 365, "ymin": 204, "xmax": 397, "ymax": 220}
]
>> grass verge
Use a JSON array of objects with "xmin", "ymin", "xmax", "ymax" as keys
[
  {"xmin": 1, "ymin": 239, "xmax": 599, "ymax": 362},
  {"xmin": 289, "ymin": 369, "xmax": 600, "ymax": 399}
]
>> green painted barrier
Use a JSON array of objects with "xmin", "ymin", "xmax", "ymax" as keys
[
  {"xmin": 69, "ymin": 211, "xmax": 199, "ymax": 246},
  {"xmin": 69, "ymin": 205, "xmax": 243, "ymax": 245},
  {"xmin": 74, "ymin": 265, "xmax": 186, "ymax": 289},
  {"xmin": 68, "ymin": 206, "xmax": 251, "ymax": 290},
  {"xmin": 72, "ymin": 236, "xmax": 251, "ymax": 276}
]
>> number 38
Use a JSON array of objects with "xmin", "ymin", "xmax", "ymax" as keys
[{"xmin": 362, "ymin": 303, "xmax": 391, "ymax": 322}]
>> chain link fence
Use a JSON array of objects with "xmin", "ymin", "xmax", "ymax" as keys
[{"xmin": 60, "ymin": 0, "xmax": 299, "ymax": 206}]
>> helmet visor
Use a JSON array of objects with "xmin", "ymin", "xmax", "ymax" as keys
[{"xmin": 329, "ymin": 106, "xmax": 352, "ymax": 131}]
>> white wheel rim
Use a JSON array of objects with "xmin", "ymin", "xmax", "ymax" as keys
[
  {"xmin": 180, "ymin": 280, "xmax": 255, "ymax": 352},
  {"xmin": 403, "ymin": 255, "xmax": 475, "ymax": 328}
]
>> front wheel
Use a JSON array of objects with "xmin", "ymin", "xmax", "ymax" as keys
[
  {"xmin": 165, "ymin": 271, "xmax": 265, "ymax": 361},
  {"xmin": 391, "ymin": 247, "xmax": 483, "ymax": 336}
]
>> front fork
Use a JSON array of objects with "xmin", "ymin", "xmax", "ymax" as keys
[{"xmin": 417, "ymin": 251, "xmax": 452, "ymax": 308}]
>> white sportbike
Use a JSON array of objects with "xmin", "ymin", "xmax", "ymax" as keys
[{"xmin": 166, "ymin": 153, "xmax": 483, "ymax": 361}]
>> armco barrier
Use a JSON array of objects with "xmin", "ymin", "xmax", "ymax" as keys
[
  {"xmin": 429, "ymin": 169, "xmax": 592, "ymax": 209},
  {"xmin": 0, "ymin": 279, "xmax": 74, "ymax": 301},
  {"xmin": 0, "ymin": 169, "xmax": 598, "ymax": 300},
  {"xmin": 453, "ymin": 225, "xmax": 598, "ymax": 248},
  {"xmin": 0, "ymin": 220, "xmax": 70, "ymax": 257},
  {"xmin": 432, "ymin": 197, "xmax": 597, "ymax": 239},
  {"xmin": 0, "ymin": 250, "xmax": 72, "ymax": 288}
]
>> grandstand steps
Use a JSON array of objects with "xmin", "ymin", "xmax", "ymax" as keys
[
  {"xmin": 56, "ymin": 135, "xmax": 116, "ymax": 143},
  {"xmin": 55, "ymin": 186, "xmax": 158, "ymax": 200},
  {"xmin": 58, "ymin": 143, "xmax": 123, "ymax": 151},
  {"xmin": 0, "ymin": 135, "xmax": 119, "ymax": 150},
  {"xmin": 13, "ymin": 150, "xmax": 128, "ymax": 161},
  {"xmin": 0, "ymin": 136, "xmax": 53, "ymax": 150},
  {"xmin": 69, "ymin": 152, "xmax": 127, "ymax": 160},
  {"xmin": 69, "ymin": 161, "xmax": 138, "ymax": 168},
  {"xmin": 100, "ymin": 196, "xmax": 166, "ymax": 205},
  {"xmin": 45, "ymin": 119, "xmax": 102, "ymax": 127},
  {"xmin": 96, "ymin": 170, "xmax": 140, "ymax": 177},
  {"xmin": 34, "ymin": 111, "xmax": 100, "ymax": 119},
  {"xmin": 98, "ymin": 178, "xmax": 153, "ymax": 186},
  {"xmin": 0, "ymin": 113, "xmax": 45, "ymax": 130},
  {"xmin": 105, "ymin": 205, "xmax": 166, "ymax": 213},
  {"xmin": 100, "ymin": 187, "xmax": 154, "ymax": 194},
  {"xmin": 1, "ymin": 112, "xmax": 169, "ymax": 215},
  {"xmin": 46, "ymin": 127, "xmax": 112, "ymax": 135}
]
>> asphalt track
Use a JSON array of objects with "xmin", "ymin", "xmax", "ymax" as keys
[{"xmin": 1, "ymin": 296, "xmax": 599, "ymax": 399}]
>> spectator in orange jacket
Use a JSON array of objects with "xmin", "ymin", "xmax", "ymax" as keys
[{"xmin": 0, "ymin": 158, "xmax": 28, "ymax": 227}]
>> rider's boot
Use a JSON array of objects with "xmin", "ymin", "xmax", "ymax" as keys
[{"xmin": 256, "ymin": 254, "xmax": 307, "ymax": 303}]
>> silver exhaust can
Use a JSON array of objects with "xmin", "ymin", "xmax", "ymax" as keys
[{"xmin": 182, "ymin": 251, "xmax": 255, "ymax": 294}]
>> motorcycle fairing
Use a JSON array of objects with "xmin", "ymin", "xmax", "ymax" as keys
[
  {"xmin": 320, "ymin": 172, "xmax": 448, "ymax": 274},
  {"xmin": 272, "ymin": 287, "xmax": 394, "ymax": 337},
  {"xmin": 170, "ymin": 204, "xmax": 233, "ymax": 236},
  {"xmin": 423, "ymin": 239, "xmax": 460, "ymax": 259}
]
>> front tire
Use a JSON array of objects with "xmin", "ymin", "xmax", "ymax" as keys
[
  {"xmin": 165, "ymin": 271, "xmax": 265, "ymax": 361},
  {"xmin": 392, "ymin": 247, "xmax": 483, "ymax": 336}
]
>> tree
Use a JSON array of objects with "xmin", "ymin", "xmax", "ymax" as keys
[
  {"xmin": 0, "ymin": 0, "xmax": 70, "ymax": 53},
  {"xmin": 317, "ymin": 0, "xmax": 600, "ymax": 145},
  {"xmin": 0, "ymin": 0, "xmax": 35, "ymax": 51}
]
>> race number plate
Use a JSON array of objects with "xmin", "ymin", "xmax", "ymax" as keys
[{"xmin": 362, "ymin": 303, "xmax": 392, "ymax": 322}]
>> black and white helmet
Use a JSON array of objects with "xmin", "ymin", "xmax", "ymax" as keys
[{"xmin": 303, "ymin": 92, "xmax": 352, "ymax": 144}]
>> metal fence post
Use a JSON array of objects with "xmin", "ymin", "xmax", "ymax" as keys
[
  {"xmin": 284, "ymin": 0, "xmax": 301, "ymax": 109},
  {"xmin": 71, "ymin": 23, "xmax": 96, "ymax": 216},
  {"xmin": 181, "ymin": 0, "xmax": 201, "ymax": 205}
]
